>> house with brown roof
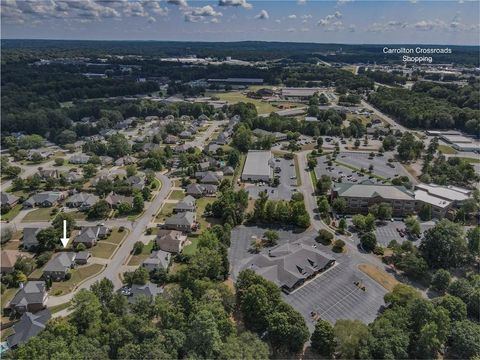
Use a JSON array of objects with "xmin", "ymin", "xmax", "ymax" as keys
[
  {"xmin": 156, "ymin": 230, "xmax": 188, "ymax": 253},
  {"xmin": 1, "ymin": 250, "xmax": 20, "ymax": 274}
]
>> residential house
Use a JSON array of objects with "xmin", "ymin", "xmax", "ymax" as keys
[
  {"xmin": 126, "ymin": 175, "xmax": 145, "ymax": 190},
  {"xmin": 114, "ymin": 156, "xmax": 137, "ymax": 166},
  {"xmin": 69, "ymin": 154, "xmax": 90, "ymax": 164},
  {"xmin": 1, "ymin": 192, "xmax": 19, "ymax": 208},
  {"xmin": 222, "ymin": 166, "xmax": 234, "ymax": 176},
  {"xmin": 65, "ymin": 192, "xmax": 99, "ymax": 211},
  {"xmin": 164, "ymin": 135, "xmax": 178, "ymax": 144},
  {"xmin": 186, "ymin": 183, "xmax": 217, "ymax": 198},
  {"xmin": 1, "ymin": 250, "xmax": 20, "ymax": 274},
  {"xmin": 73, "ymin": 226, "xmax": 111, "ymax": 248},
  {"xmin": 8, "ymin": 281, "xmax": 48, "ymax": 314},
  {"xmin": 42, "ymin": 252, "xmax": 76, "ymax": 281},
  {"xmin": 38, "ymin": 169, "xmax": 58, "ymax": 180},
  {"xmin": 64, "ymin": 172, "xmax": 83, "ymax": 183},
  {"xmin": 196, "ymin": 171, "xmax": 222, "ymax": 185},
  {"xmin": 175, "ymin": 144, "xmax": 193, "ymax": 153},
  {"xmin": 75, "ymin": 251, "xmax": 91, "ymax": 265},
  {"xmin": 99, "ymin": 156, "xmax": 114, "ymax": 166},
  {"xmin": 23, "ymin": 192, "xmax": 63, "ymax": 208},
  {"xmin": 164, "ymin": 212, "xmax": 196, "ymax": 232},
  {"xmin": 142, "ymin": 250, "xmax": 171, "ymax": 272},
  {"xmin": 156, "ymin": 230, "xmax": 188, "ymax": 253},
  {"xmin": 105, "ymin": 194, "xmax": 133, "ymax": 209},
  {"xmin": 22, "ymin": 228, "xmax": 42, "ymax": 251},
  {"xmin": 198, "ymin": 161, "xmax": 210, "ymax": 172},
  {"xmin": 215, "ymin": 132, "xmax": 230, "ymax": 145},
  {"xmin": 27, "ymin": 150, "xmax": 52, "ymax": 161},
  {"xmin": 174, "ymin": 195, "xmax": 196, "ymax": 213},
  {"xmin": 179, "ymin": 130, "xmax": 192, "ymax": 139},
  {"xmin": 128, "ymin": 282, "xmax": 163, "ymax": 303},
  {"xmin": 6, "ymin": 310, "xmax": 51, "ymax": 349}
]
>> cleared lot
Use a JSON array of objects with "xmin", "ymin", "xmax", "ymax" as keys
[{"xmin": 244, "ymin": 157, "xmax": 297, "ymax": 201}]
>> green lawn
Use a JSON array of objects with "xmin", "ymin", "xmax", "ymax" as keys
[
  {"xmin": 107, "ymin": 228, "xmax": 128, "ymax": 245},
  {"xmin": 0, "ymin": 204, "xmax": 22, "ymax": 222},
  {"xmin": 90, "ymin": 242, "xmax": 118, "ymax": 259},
  {"xmin": 293, "ymin": 154, "xmax": 302, "ymax": 186},
  {"xmin": 69, "ymin": 211, "xmax": 87, "ymax": 220},
  {"xmin": 206, "ymin": 91, "xmax": 278, "ymax": 114},
  {"xmin": 458, "ymin": 157, "xmax": 480, "ymax": 164},
  {"xmin": 0, "ymin": 287, "xmax": 18, "ymax": 309},
  {"xmin": 196, "ymin": 197, "xmax": 219, "ymax": 231},
  {"xmin": 22, "ymin": 207, "xmax": 54, "ymax": 222},
  {"xmin": 128, "ymin": 240, "xmax": 154, "ymax": 266},
  {"xmin": 169, "ymin": 190, "xmax": 185, "ymax": 201},
  {"xmin": 438, "ymin": 144, "xmax": 457, "ymax": 155},
  {"xmin": 183, "ymin": 235, "xmax": 199, "ymax": 256},
  {"xmin": 233, "ymin": 153, "xmax": 247, "ymax": 184},
  {"xmin": 156, "ymin": 202, "xmax": 176, "ymax": 222},
  {"xmin": 50, "ymin": 264, "xmax": 104, "ymax": 296},
  {"xmin": 50, "ymin": 301, "xmax": 71, "ymax": 314}
]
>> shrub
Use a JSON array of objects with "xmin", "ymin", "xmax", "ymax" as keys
[
  {"xmin": 119, "ymin": 226, "xmax": 125, "ymax": 232},
  {"xmin": 373, "ymin": 245, "xmax": 384, "ymax": 255},
  {"xmin": 64, "ymin": 272, "xmax": 72, "ymax": 280},
  {"xmin": 333, "ymin": 239, "xmax": 345, "ymax": 253},
  {"xmin": 133, "ymin": 241, "xmax": 144, "ymax": 255},
  {"xmin": 75, "ymin": 243, "xmax": 86, "ymax": 252},
  {"xmin": 36, "ymin": 252, "xmax": 53, "ymax": 267},
  {"xmin": 318, "ymin": 229, "xmax": 334, "ymax": 245}
]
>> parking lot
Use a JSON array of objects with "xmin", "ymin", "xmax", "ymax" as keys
[
  {"xmin": 337, "ymin": 151, "xmax": 412, "ymax": 181},
  {"xmin": 229, "ymin": 226, "xmax": 387, "ymax": 329},
  {"xmin": 315, "ymin": 156, "xmax": 382, "ymax": 184},
  {"xmin": 347, "ymin": 219, "xmax": 436, "ymax": 247},
  {"xmin": 244, "ymin": 156, "xmax": 298, "ymax": 201}
]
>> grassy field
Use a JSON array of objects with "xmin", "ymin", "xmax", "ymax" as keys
[
  {"xmin": 1, "ymin": 287, "xmax": 18, "ymax": 309},
  {"xmin": 107, "ymin": 228, "xmax": 128, "ymax": 244},
  {"xmin": 50, "ymin": 264, "xmax": 104, "ymax": 296},
  {"xmin": 127, "ymin": 240, "xmax": 154, "ymax": 266},
  {"xmin": 438, "ymin": 144, "xmax": 457, "ymax": 154},
  {"xmin": 90, "ymin": 242, "xmax": 118, "ymax": 259},
  {"xmin": 156, "ymin": 202, "xmax": 176, "ymax": 222},
  {"xmin": 182, "ymin": 235, "xmax": 199, "ymax": 256},
  {"xmin": 458, "ymin": 157, "xmax": 480, "ymax": 164},
  {"xmin": 22, "ymin": 207, "xmax": 54, "ymax": 222},
  {"xmin": 169, "ymin": 190, "xmax": 185, "ymax": 201},
  {"xmin": 196, "ymin": 197, "xmax": 219, "ymax": 231},
  {"xmin": 358, "ymin": 263, "xmax": 399, "ymax": 291},
  {"xmin": 0, "ymin": 204, "xmax": 22, "ymax": 222}
]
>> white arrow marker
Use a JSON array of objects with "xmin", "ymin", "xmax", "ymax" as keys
[{"xmin": 60, "ymin": 220, "xmax": 69, "ymax": 248}]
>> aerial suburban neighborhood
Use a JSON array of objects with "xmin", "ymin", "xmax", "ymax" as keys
[{"xmin": 0, "ymin": 1, "xmax": 479, "ymax": 359}]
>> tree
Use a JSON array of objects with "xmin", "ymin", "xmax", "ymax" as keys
[
  {"xmin": 316, "ymin": 175, "xmax": 332, "ymax": 195},
  {"xmin": 52, "ymin": 213, "xmax": 75, "ymax": 235},
  {"xmin": 266, "ymin": 305, "xmax": 309, "ymax": 354},
  {"xmin": 133, "ymin": 241, "xmax": 144, "ymax": 255},
  {"xmin": 338, "ymin": 218, "xmax": 347, "ymax": 234},
  {"xmin": 37, "ymin": 227, "xmax": 60, "ymax": 252},
  {"xmin": 397, "ymin": 132, "xmax": 423, "ymax": 161},
  {"xmin": 467, "ymin": 226, "xmax": 480, "ymax": 259},
  {"xmin": 420, "ymin": 219, "xmax": 468, "ymax": 269},
  {"xmin": 263, "ymin": 230, "xmax": 279, "ymax": 247},
  {"xmin": 434, "ymin": 295, "xmax": 467, "ymax": 322},
  {"xmin": 125, "ymin": 165, "xmax": 137, "ymax": 177},
  {"xmin": 360, "ymin": 232, "xmax": 377, "ymax": 252},
  {"xmin": 240, "ymin": 284, "xmax": 274, "ymax": 333},
  {"xmin": 317, "ymin": 197, "xmax": 330, "ymax": 215},
  {"xmin": 431, "ymin": 269, "xmax": 451, "ymax": 294},
  {"xmin": 316, "ymin": 137, "xmax": 323, "ymax": 149},
  {"xmin": 384, "ymin": 284, "xmax": 421, "ymax": 307},
  {"xmin": 405, "ymin": 215, "xmax": 421, "ymax": 237},
  {"xmin": 186, "ymin": 309, "xmax": 222, "ymax": 358},
  {"xmin": 88, "ymin": 200, "xmax": 110, "ymax": 219},
  {"xmin": 132, "ymin": 193, "xmax": 144, "ymax": 213},
  {"xmin": 91, "ymin": 278, "xmax": 114, "ymax": 308},
  {"xmin": 54, "ymin": 158, "xmax": 64, "ymax": 166},
  {"xmin": 308, "ymin": 157, "xmax": 318, "ymax": 170},
  {"xmin": 448, "ymin": 320, "xmax": 480, "ymax": 359},
  {"xmin": 107, "ymin": 133, "xmax": 131, "ymax": 158},
  {"xmin": 118, "ymin": 202, "xmax": 132, "ymax": 215},
  {"xmin": 232, "ymin": 124, "xmax": 253, "ymax": 152},
  {"xmin": 332, "ymin": 198, "xmax": 347, "ymax": 214},
  {"xmin": 3, "ymin": 166, "xmax": 21, "ymax": 178},
  {"xmin": 369, "ymin": 203, "xmax": 392, "ymax": 222},
  {"xmin": 419, "ymin": 203, "xmax": 432, "ymax": 221},
  {"xmin": 82, "ymin": 164, "xmax": 97, "ymax": 179},
  {"xmin": 333, "ymin": 239, "xmax": 345, "ymax": 253},
  {"xmin": 70, "ymin": 289, "xmax": 102, "ymax": 334},
  {"xmin": 123, "ymin": 267, "xmax": 149, "ymax": 286},
  {"xmin": 334, "ymin": 319, "xmax": 369, "ymax": 359},
  {"xmin": 310, "ymin": 320, "xmax": 336, "ymax": 358},
  {"xmin": 218, "ymin": 331, "xmax": 270, "ymax": 360},
  {"xmin": 382, "ymin": 135, "xmax": 397, "ymax": 151}
]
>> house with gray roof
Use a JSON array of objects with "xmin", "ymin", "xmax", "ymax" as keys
[
  {"xmin": 196, "ymin": 171, "xmax": 221, "ymax": 185},
  {"xmin": 43, "ymin": 252, "xmax": 76, "ymax": 281},
  {"xmin": 8, "ymin": 281, "xmax": 48, "ymax": 314},
  {"xmin": 69, "ymin": 153, "xmax": 90, "ymax": 164},
  {"xmin": 114, "ymin": 156, "xmax": 137, "ymax": 166},
  {"xmin": 65, "ymin": 192, "xmax": 99, "ymax": 210},
  {"xmin": 38, "ymin": 169, "xmax": 58, "ymax": 180},
  {"xmin": 186, "ymin": 183, "xmax": 217, "ymax": 198},
  {"xmin": 1, "ymin": 192, "xmax": 19, "ymax": 208},
  {"xmin": 22, "ymin": 228, "xmax": 42, "ymax": 251},
  {"xmin": 64, "ymin": 172, "xmax": 83, "ymax": 183},
  {"xmin": 105, "ymin": 194, "xmax": 133, "ymax": 209},
  {"xmin": 126, "ymin": 175, "xmax": 145, "ymax": 190},
  {"xmin": 248, "ymin": 242, "xmax": 335, "ymax": 294},
  {"xmin": 142, "ymin": 250, "xmax": 171, "ymax": 272},
  {"xmin": 6, "ymin": 309, "xmax": 51, "ymax": 349},
  {"xmin": 73, "ymin": 226, "xmax": 111, "ymax": 248},
  {"xmin": 128, "ymin": 282, "xmax": 163, "ymax": 303},
  {"xmin": 23, "ymin": 192, "xmax": 64, "ymax": 208},
  {"xmin": 174, "ymin": 195, "xmax": 196, "ymax": 213},
  {"xmin": 164, "ymin": 212, "xmax": 196, "ymax": 232}
]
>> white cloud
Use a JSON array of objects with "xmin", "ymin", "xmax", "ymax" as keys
[
  {"xmin": 337, "ymin": 0, "xmax": 353, "ymax": 5},
  {"xmin": 413, "ymin": 19, "xmax": 445, "ymax": 31},
  {"xmin": 287, "ymin": 28, "xmax": 296, "ymax": 32},
  {"xmin": 184, "ymin": 5, "xmax": 222, "ymax": 22},
  {"xmin": 218, "ymin": 0, "xmax": 252, "ymax": 9},
  {"xmin": 348, "ymin": 24, "xmax": 356, "ymax": 32},
  {"xmin": 148, "ymin": 16, "xmax": 156, "ymax": 23},
  {"xmin": 288, "ymin": 14, "xmax": 297, "ymax": 19},
  {"xmin": 255, "ymin": 9, "xmax": 269, "ymax": 20},
  {"xmin": 275, "ymin": 19, "xmax": 281, "ymax": 23},
  {"xmin": 297, "ymin": 0, "xmax": 307, "ymax": 4},
  {"xmin": 317, "ymin": 11, "xmax": 342, "ymax": 26},
  {"xmin": 367, "ymin": 20, "xmax": 408, "ymax": 32},
  {"xmin": 301, "ymin": 14, "xmax": 312, "ymax": 19},
  {"xmin": 167, "ymin": 0, "xmax": 188, "ymax": 8}
]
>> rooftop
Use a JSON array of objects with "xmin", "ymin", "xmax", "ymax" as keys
[{"xmin": 242, "ymin": 150, "xmax": 273, "ymax": 178}]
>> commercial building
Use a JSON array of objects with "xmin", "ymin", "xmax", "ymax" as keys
[
  {"xmin": 331, "ymin": 182, "xmax": 416, "ymax": 217},
  {"xmin": 414, "ymin": 183, "xmax": 472, "ymax": 218},
  {"xmin": 241, "ymin": 150, "xmax": 274, "ymax": 182},
  {"xmin": 249, "ymin": 241, "xmax": 335, "ymax": 294},
  {"xmin": 440, "ymin": 134, "xmax": 480, "ymax": 152},
  {"xmin": 281, "ymin": 87, "xmax": 323, "ymax": 101},
  {"xmin": 207, "ymin": 78, "xmax": 264, "ymax": 85}
]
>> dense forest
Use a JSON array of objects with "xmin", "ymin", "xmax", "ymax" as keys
[
  {"xmin": 2, "ymin": 40, "xmax": 479, "ymax": 65},
  {"xmin": 368, "ymin": 86, "xmax": 480, "ymax": 134}
]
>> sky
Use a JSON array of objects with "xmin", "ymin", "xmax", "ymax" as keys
[{"xmin": 1, "ymin": 0, "xmax": 479, "ymax": 45}]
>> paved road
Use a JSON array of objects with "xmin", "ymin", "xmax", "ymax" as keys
[
  {"xmin": 48, "ymin": 172, "xmax": 172, "ymax": 309},
  {"xmin": 361, "ymin": 100, "xmax": 407, "ymax": 132},
  {"xmin": 186, "ymin": 120, "xmax": 226, "ymax": 150}
]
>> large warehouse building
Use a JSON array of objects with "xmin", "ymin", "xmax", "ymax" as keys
[{"xmin": 241, "ymin": 150, "xmax": 274, "ymax": 182}]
